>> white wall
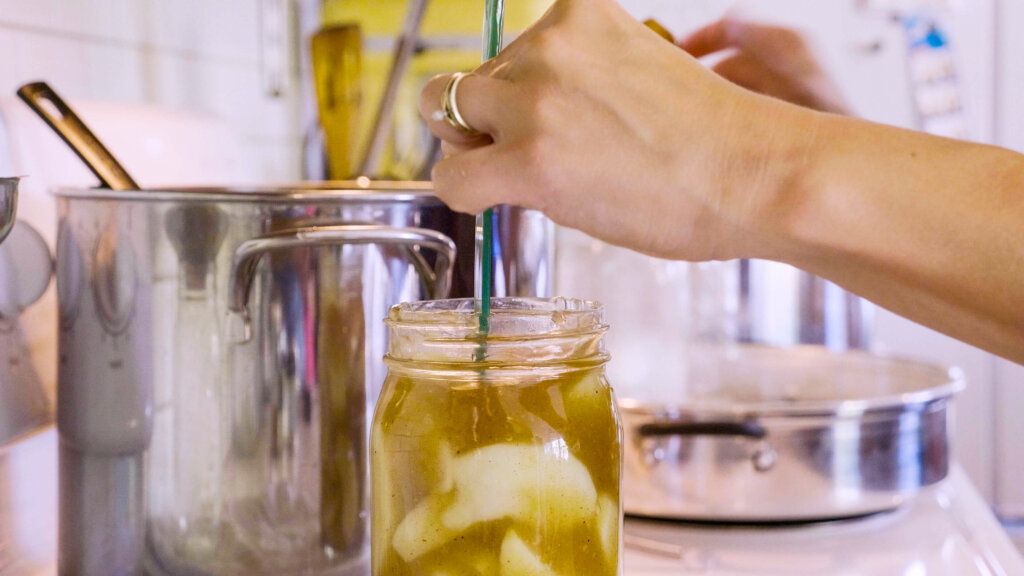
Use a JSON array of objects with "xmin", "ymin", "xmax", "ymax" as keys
[
  {"xmin": 0, "ymin": 1, "xmax": 306, "ymax": 402},
  {"xmin": 0, "ymin": 0, "xmax": 304, "ymax": 184}
]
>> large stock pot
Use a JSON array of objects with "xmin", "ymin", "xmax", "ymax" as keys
[
  {"xmin": 620, "ymin": 346, "xmax": 964, "ymax": 523},
  {"xmin": 53, "ymin": 182, "xmax": 552, "ymax": 576}
]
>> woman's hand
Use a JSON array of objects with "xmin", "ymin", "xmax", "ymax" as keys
[
  {"xmin": 418, "ymin": 0, "xmax": 1024, "ymax": 363},
  {"xmin": 418, "ymin": 0, "xmax": 819, "ymax": 262},
  {"xmin": 679, "ymin": 18, "xmax": 849, "ymax": 115}
]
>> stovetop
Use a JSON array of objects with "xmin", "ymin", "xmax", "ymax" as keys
[
  {"xmin": 3, "ymin": 428, "xmax": 1022, "ymax": 575},
  {"xmin": 622, "ymin": 467, "xmax": 1024, "ymax": 575}
]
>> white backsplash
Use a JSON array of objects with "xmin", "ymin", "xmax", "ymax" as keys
[
  {"xmin": 0, "ymin": 0, "xmax": 304, "ymax": 183},
  {"xmin": 0, "ymin": 1, "xmax": 307, "ymax": 406}
]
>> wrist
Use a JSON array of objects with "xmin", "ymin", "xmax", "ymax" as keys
[{"xmin": 718, "ymin": 96, "xmax": 835, "ymax": 265}]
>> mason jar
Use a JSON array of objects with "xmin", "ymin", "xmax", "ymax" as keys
[{"xmin": 371, "ymin": 297, "xmax": 622, "ymax": 576}]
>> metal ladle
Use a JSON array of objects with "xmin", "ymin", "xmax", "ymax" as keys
[
  {"xmin": 17, "ymin": 82, "xmax": 143, "ymax": 327},
  {"xmin": 17, "ymin": 83, "xmax": 139, "ymax": 190},
  {"xmin": 17, "ymin": 82, "xmax": 228, "ymax": 298}
]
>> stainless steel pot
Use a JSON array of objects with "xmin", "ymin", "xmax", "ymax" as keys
[
  {"xmin": 53, "ymin": 182, "xmax": 553, "ymax": 576},
  {"xmin": 620, "ymin": 346, "xmax": 964, "ymax": 523},
  {"xmin": 735, "ymin": 259, "xmax": 872, "ymax": 350},
  {"xmin": 555, "ymin": 231, "xmax": 873, "ymax": 406}
]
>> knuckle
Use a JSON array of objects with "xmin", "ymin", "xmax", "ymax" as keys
[
  {"xmin": 420, "ymin": 74, "xmax": 448, "ymax": 110},
  {"xmin": 774, "ymin": 28, "xmax": 807, "ymax": 53},
  {"xmin": 527, "ymin": 29, "xmax": 569, "ymax": 65},
  {"xmin": 431, "ymin": 162, "xmax": 479, "ymax": 214},
  {"xmin": 531, "ymin": 28, "xmax": 558, "ymax": 52},
  {"xmin": 532, "ymin": 89, "xmax": 562, "ymax": 130},
  {"xmin": 516, "ymin": 138, "xmax": 560, "ymax": 208}
]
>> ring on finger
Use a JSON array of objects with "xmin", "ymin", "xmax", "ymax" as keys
[{"xmin": 434, "ymin": 72, "xmax": 481, "ymax": 137}]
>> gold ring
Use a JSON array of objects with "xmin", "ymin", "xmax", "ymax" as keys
[{"xmin": 436, "ymin": 72, "xmax": 480, "ymax": 136}]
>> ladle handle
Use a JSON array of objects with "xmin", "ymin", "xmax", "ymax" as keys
[
  {"xmin": 17, "ymin": 82, "xmax": 139, "ymax": 190},
  {"xmin": 226, "ymin": 224, "xmax": 457, "ymax": 341}
]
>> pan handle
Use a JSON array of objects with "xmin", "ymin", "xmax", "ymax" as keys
[
  {"xmin": 226, "ymin": 224, "xmax": 456, "ymax": 341},
  {"xmin": 639, "ymin": 420, "xmax": 767, "ymax": 440},
  {"xmin": 638, "ymin": 419, "xmax": 777, "ymax": 473}
]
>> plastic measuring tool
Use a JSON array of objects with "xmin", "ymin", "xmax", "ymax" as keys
[{"xmin": 475, "ymin": 0, "xmax": 505, "ymax": 338}]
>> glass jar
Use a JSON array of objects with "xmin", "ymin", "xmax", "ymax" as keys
[{"xmin": 371, "ymin": 297, "xmax": 621, "ymax": 576}]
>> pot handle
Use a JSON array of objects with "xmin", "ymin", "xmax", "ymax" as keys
[
  {"xmin": 638, "ymin": 420, "xmax": 767, "ymax": 440},
  {"xmin": 638, "ymin": 420, "xmax": 778, "ymax": 473},
  {"xmin": 226, "ymin": 224, "xmax": 456, "ymax": 341}
]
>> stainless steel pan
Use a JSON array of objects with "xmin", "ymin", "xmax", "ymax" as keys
[{"xmin": 620, "ymin": 346, "xmax": 964, "ymax": 523}]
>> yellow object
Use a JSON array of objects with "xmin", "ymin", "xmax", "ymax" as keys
[
  {"xmin": 643, "ymin": 18, "xmax": 675, "ymax": 43},
  {"xmin": 323, "ymin": 0, "xmax": 551, "ymax": 36},
  {"xmin": 312, "ymin": 24, "xmax": 363, "ymax": 180},
  {"xmin": 319, "ymin": 1, "xmax": 553, "ymax": 179}
]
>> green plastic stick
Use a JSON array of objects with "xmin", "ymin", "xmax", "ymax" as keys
[{"xmin": 475, "ymin": 0, "xmax": 504, "ymax": 338}]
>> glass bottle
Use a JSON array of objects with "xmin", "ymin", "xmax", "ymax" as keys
[{"xmin": 371, "ymin": 297, "xmax": 622, "ymax": 576}]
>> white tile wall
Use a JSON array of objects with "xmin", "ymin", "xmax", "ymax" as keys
[
  {"xmin": 0, "ymin": 1, "xmax": 306, "ymax": 403},
  {"xmin": 0, "ymin": 0, "xmax": 304, "ymax": 183}
]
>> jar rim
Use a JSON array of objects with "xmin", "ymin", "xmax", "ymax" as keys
[
  {"xmin": 385, "ymin": 297, "xmax": 607, "ymax": 338},
  {"xmin": 384, "ymin": 297, "xmax": 609, "ymax": 367}
]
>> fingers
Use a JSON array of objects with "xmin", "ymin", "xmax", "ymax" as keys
[
  {"xmin": 431, "ymin": 145, "xmax": 538, "ymax": 215},
  {"xmin": 677, "ymin": 18, "xmax": 734, "ymax": 58},
  {"xmin": 419, "ymin": 73, "xmax": 510, "ymax": 147},
  {"xmin": 680, "ymin": 17, "xmax": 806, "ymax": 60},
  {"xmin": 430, "ymin": 148, "xmax": 504, "ymax": 215},
  {"xmin": 440, "ymin": 140, "xmax": 478, "ymax": 156},
  {"xmin": 710, "ymin": 54, "xmax": 770, "ymax": 94}
]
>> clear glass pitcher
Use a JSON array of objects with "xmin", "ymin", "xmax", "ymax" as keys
[{"xmin": 371, "ymin": 297, "xmax": 622, "ymax": 576}]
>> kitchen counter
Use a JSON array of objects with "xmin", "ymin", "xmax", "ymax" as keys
[
  {"xmin": 623, "ymin": 466, "xmax": 1024, "ymax": 575},
  {"xmin": 3, "ymin": 426, "xmax": 1023, "ymax": 575}
]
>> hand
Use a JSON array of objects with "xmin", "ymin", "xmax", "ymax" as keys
[
  {"xmin": 419, "ymin": 0, "xmax": 818, "ymax": 262},
  {"xmin": 679, "ymin": 18, "xmax": 849, "ymax": 115}
]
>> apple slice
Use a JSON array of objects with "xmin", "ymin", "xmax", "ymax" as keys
[
  {"xmin": 392, "ymin": 493, "xmax": 459, "ymax": 563},
  {"xmin": 428, "ymin": 549, "xmax": 501, "ymax": 576},
  {"xmin": 597, "ymin": 493, "xmax": 619, "ymax": 564},
  {"xmin": 499, "ymin": 530, "xmax": 560, "ymax": 576},
  {"xmin": 564, "ymin": 371, "xmax": 611, "ymax": 426},
  {"xmin": 441, "ymin": 441, "xmax": 597, "ymax": 533},
  {"xmin": 434, "ymin": 439, "xmax": 455, "ymax": 493}
]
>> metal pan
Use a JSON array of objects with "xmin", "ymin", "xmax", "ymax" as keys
[{"xmin": 620, "ymin": 345, "xmax": 964, "ymax": 523}]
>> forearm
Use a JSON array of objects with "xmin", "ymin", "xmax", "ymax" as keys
[{"xmin": 769, "ymin": 111, "xmax": 1024, "ymax": 363}]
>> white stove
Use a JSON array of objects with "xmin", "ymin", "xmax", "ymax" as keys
[
  {"xmin": 3, "ymin": 428, "xmax": 1022, "ymax": 575},
  {"xmin": 623, "ymin": 467, "xmax": 1024, "ymax": 575}
]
